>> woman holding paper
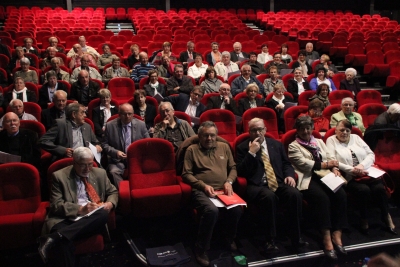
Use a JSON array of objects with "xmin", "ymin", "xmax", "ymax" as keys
[
  {"xmin": 288, "ymin": 116, "xmax": 347, "ymax": 260},
  {"xmin": 326, "ymin": 120, "xmax": 397, "ymax": 235}
]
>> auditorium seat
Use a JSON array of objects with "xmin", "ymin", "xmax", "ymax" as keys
[
  {"xmin": 358, "ymin": 103, "xmax": 387, "ymax": 128},
  {"xmin": 356, "ymin": 90, "xmax": 382, "ymax": 107}
]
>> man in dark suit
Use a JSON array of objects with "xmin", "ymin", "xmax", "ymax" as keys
[
  {"xmin": 102, "ymin": 103, "xmax": 150, "ymax": 189},
  {"xmin": 206, "ymin": 83, "xmax": 239, "ymax": 116},
  {"xmin": 166, "ymin": 64, "xmax": 194, "ymax": 95},
  {"xmin": 38, "ymin": 147, "xmax": 118, "ymax": 267},
  {"xmin": 39, "ymin": 103, "xmax": 102, "ymax": 162},
  {"xmin": 164, "ymin": 86, "xmax": 207, "ymax": 118},
  {"xmin": 70, "ymin": 70, "xmax": 100, "ymax": 106},
  {"xmin": 39, "ymin": 71, "xmax": 69, "ymax": 109},
  {"xmin": 0, "ymin": 112, "xmax": 41, "ymax": 169},
  {"xmin": 248, "ymin": 52, "xmax": 266, "ymax": 76},
  {"xmin": 231, "ymin": 64, "xmax": 266, "ymax": 97},
  {"xmin": 236, "ymin": 118, "xmax": 306, "ymax": 252},
  {"xmin": 230, "ymin": 42, "xmax": 249, "ymax": 64},
  {"xmin": 23, "ymin": 37, "xmax": 40, "ymax": 57},
  {"xmin": 41, "ymin": 90, "xmax": 68, "ymax": 130},
  {"xmin": 179, "ymin": 41, "xmax": 198, "ymax": 69}
]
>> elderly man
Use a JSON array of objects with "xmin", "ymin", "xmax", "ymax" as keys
[
  {"xmin": 102, "ymin": 56, "xmax": 130, "ymax": 84},
  {"xmin": 206, "ymin": 83, "xmax": 239, "ymax": 115},
  {"xmin": 70, "ymin": 70, "xmax": 100, "ymax": 106},
  {"xmin": 39, "ymin": 71, "xmax": 69, "ymax": 109},
  {"xmin": 23, "ymin": 37, "xmax": 39, "ymax": 57},
  {"xmin": 164, "ymin": 86, "xmax": 207, "ymax": 118},
  {"xmin": 265, "ymin": 52, "xmax": 289, "ymax": 75},
  {"xmin": 67, "ymin": 36, "xmax": 100, "ymax": 58},
  {"xmin": 214, "ymin": 51, "xmax": 239, "ymax": 82},
  {"xmin": 0, "ymin": 112, "xmax": 41, "ymax": 168},
  {"xmin": 153, "ymin": 101, "xmax": 195, "ymax": 152},
  {"xmin": 263, "ymin": 66, "xmax": 286, "ymax": 95},
  {"xmin": 182, "ymin": 121, "xmax": 242, "ymax": 266},
  {"xmin": 179, "ymin": 41, "xmax": 198, "ymax": 67},
  {"xmin": 39, "ymin": 103, "xmax": 101, "ymax": 162},
  {"xmin": 41, "ymin": 90, "xmax": 68, "ymax": 130},
  {"xmin": 131, "ymin": 52, "xmax": 157, "ymax": 83},
  {"xmin": 0, "ymin": 99, "xmax": 38, "ymax": 128},
  {"xmin": 305, "ymin": 42, "xmax": 320, "ymax": 63},
  {"xmin": 48, "ymin": 36, "xmax": 65, "ymax": 53},
  {"xmin": 70, "ymin": 55, "xmax": 102, "ymax": 84},
  {"xmin": 248, "ymin": 51, "xmax": 265, "ymax": 76},
  {"xmin": 236, "ymin": 118, "xmax": 306, "ymax": 253},
  {"xmin": 44, "ymin": 57, "xmax": 70, "ymax": 82},
  {"xmin": 374, "ymin": 103, "xmax": 400, "ymax": 128},
  {"xmin": 102, "ymin": 103, "xmax": 149, "ymax": 189},
  {"xmin": 38, "ymin": 147, "xmax": 117, "ymax": 267},
  {"xmin": 8, "ymin": 46, "xmax": 34, "ymax": 75},
  {"xmin": 330, "ymin": 97, "xmax": 365, "ymax": 133},
  {"xmin": 166, "ymin": 64, "xmax": 194, "ymax": 95},
  {"xmin": 230, "ymin": 42, "xmax": 249, "ymax": 64},
  {"xmin": 68, "ymin": 44, "xmax": 96, "ymax": 69},
  {"xmin": 97, "ymin": 44, "xmax": 116, "ymax": 70},
  {"xmin": 231, "ymin": 64, "xmax": 265, "ymax": 96},
  {"xmin": 42, "ymin": 47, "xmax": 64, "ymax": 69}
]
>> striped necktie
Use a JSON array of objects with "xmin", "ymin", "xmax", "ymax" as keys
[{"xmin": 261, "ymin": 149, "xmax": 278, "ymax": 191}]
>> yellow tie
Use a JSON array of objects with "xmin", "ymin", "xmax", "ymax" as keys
[{"xmin": 261, "ymin": 149, "xmax": 278, "ymax": 191}]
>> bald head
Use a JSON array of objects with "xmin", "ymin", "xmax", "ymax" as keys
[
  {"xmin": 78, "ymin": 70, "xmax": 89, "ymax": 86},
  {"xmin": 2, "ymin": 112, "xmax": 20, "ymax": 134},
  {"xmin": 139, "ymin": 52, "xmax": 149, "ymax": 64}
]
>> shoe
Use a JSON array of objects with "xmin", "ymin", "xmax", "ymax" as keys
[
  {"xmin": 264, "ymin": 240, "xmax": 279, "ymax": 253},
  {"xmin": 383, "ymin": 214, "xmax": 397, "ymax": 235},
  {"xmin": 37, "ymin": 235, "xmax": 58, "ymax": 263},
  {"xmin": 386, "ymin": 227, "xmax": 398, "ymax": 235},
  {"xmin": 323, "ymin": 249, "xmax": 338, "ymax": 260},
  {"xmin": 194, "ymin": 246, "xmax": 210, "ymax": 267},
  {"xmin": 332, "ymin": 240, "xmax": 347, "ymax": 255},
  {"xmin": 292, "ymin": 237, "xmax": 309, "ymax": 248},
  {"xmin": 228, "ymin": 240, "xmax": 237, "ymax": 251}
]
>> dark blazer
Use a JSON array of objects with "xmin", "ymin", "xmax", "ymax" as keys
[
  {"xmin": 39, "ymin": 118, "xmax": 100, "ymax": 161},
  {"xmin": 266, "ymin": 96, "xmax": 294, "ymax": 132},
  {"xmin": 8, "ymin": 55, "xmax": 34, "ymax": 73},
  {"xmin": 249, "ymin": 61, "xmax": 265, "ymax": 76},
  {"xmin": 41, "ymin": 106, "xmax": 65, "ymax": 130},
  {"xmin": 207, "ymin": 95, "xmax": 240, "ymax": 116},
  {"xmin": 143, "ymin": 83, "xmax": 167, "ymax": 98},
  {"xmin": 166, "ymin": 75, "xmax": 194, "ymax": 95},
  {"xmin": 102, "ymin": 117, "xmax": 150, "ymax": 163},
  {"xmin": 92, "ymin": 106, "xmax": 119, "ymax": 140},
  {"xmin": 206, "ymin": 53, "xmax": 213, "ymax": 66},
  {"xmin": 38, "ymin": 82, "xmax": 69, "ymax": 109},
  {"xmin": 287, "ymin": 79, "xmax": 311, "ymax": 103},
  {"xmin": 291, "ymin": 61, "xmax": 313, "ymax": 75},
  {"xmin": 238, "ymin": 97, "xmax": 265, "ymax": 116},
  {"xmin": 70, "ymin": 80, "xmax": 100, "ymax": 106},
  {"xmin": 230, "ymin": 51, "xmax": 249, "ymax": 62},
  {"xmin": 179, "ymin": 51, "xmax": 199, "ymax": 63},
  {"xmin": 133, "ymin": 104, "xmax": 157, "ymax": 130},
  {"xmin": 0, "ymin": 128, "xmax": 41, "ymax": 169},
  {"xmin": 4, "ymin": 90, "xmax": 37, "ymax": 108},
  {"xmin": 339, "ymin": 78, "xmax": 361, "ymax": 97},
  {"xmin": 127, "ymin": 55, "xmax": 139, "ymax": 69},
  {"xmin": 164, "ymin": 93, "xmax": 207, "ymax": 118},
  {"xmin": 236, "ymin": 137, "xmax": 295, "ymax": 188}
]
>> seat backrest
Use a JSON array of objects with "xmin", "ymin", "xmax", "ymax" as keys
[
  {"xmin": 284, "ymin": 105, "xmax": 309, "ymax": 132},
  {"xmin": 107, "ymin": 78, "xmax": 135, "ymax": 101},
  {"xmin": 199, "ymin": 109, "xmax": 236, "ymax": 143},
  {"xmin": 328, "ymin": 90, "xmax": 354, "ymax": 105},
  {"xmin": 331, "ymin": 73, "xmax": 346, "ymax": 90},
  {"xmin": 242, "ymin": 107, "xmax": 279, "ymax": 139},
  {"xmin": 298, "ymin": 90, "xmax": 316, "ymax": 106},
  {"xmin": 6, "ymin": 102, "xmax": 41, "ymax": 122},
  {"xmin": 347, "ymin": 42, "xmax": 364, "ymax": 54},
  {"xmin": 322, "ymin": 104, "xmax": 342, "ymax": 121},
  {"xmin": 357, "ymin": 103, "xmax": 387, "ymax": 128},
  {"xmin": 356, "ymin": 90, "xmax": 382, "ymax": 107}
]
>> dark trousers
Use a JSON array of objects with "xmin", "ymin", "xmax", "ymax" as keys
[
  {"xmin": 301, "ymin": 178, "xmax": 348, "ymax": 231},
  {"xmin": 346, "ymin": 179, "xmax": 388, "ymax": 220},
  {"xmin": 48, "ymin": 209, "xmax": 109, "ymax": 267},
  {"xmin": 247, "ymin": 184, "xmax": 303, "ymax": 240},
  {"xmin": 191, "ymin": 189, "xmax": 243, "ymax": 251}
]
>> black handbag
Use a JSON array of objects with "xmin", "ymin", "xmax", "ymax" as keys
[
  {"xmin": 209, "ymin": 252, "xmax": 248, "ymax": 267},
  {"xmin": 146, "ymin": 242, "xmax": 191, "ymax": 267}
]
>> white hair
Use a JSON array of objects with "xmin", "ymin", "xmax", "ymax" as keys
[
  {"xmin": 341, "ymin": 97, "xmax": 355, "ymax": 105},
  {"xmin": 388, "ymin": 103, "xmax": 400, "ymax": 114},
  {"xmin": 345, "ymin": 68, "xmax": 357, "ymax": 76},
  {"xmin": 73, "ymin": 147, "xmax": 93, "ymax": 161},
  {"xmin": 221, "ymin": 51, "xmax": 230, "ymax": 57}
]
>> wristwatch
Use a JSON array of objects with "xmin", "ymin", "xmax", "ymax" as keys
[{"xmin": 226, "ymin": 181, "xmax": 233, "ymax": 185}]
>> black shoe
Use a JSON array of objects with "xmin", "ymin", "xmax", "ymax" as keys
[
  {"xmin": 194, "ymin": 246, "xmax": 210, "ymax": 267},
  {"xmin": 323, "ymin": 249, "xmax": 338, "ymax": 260},
  {"xmin": 386, "ymin": 227, "xmax": 398, "ymax": 235},
  {"xmin": 37, "ymin": 235, "xmax": 59, "ymax": 263},
  {"xmin": 332, "ymin": 241, "xmax": 347, "ymax": 255},
  {"xmin": 264, "ymin": 240, "xmax": 279, "ymax": 253},
  {"xmin": 292, "ymin": 237, "xmax": 309, "ymax": 248}
]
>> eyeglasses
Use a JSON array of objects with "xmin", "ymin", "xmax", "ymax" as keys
[
  {"xmin": 249, "ymin": 127, "xmax": 265, "ymax": 133},
  {"xmin": 75, "ymin": 162, "xmax": 93, "ymax": 168}
]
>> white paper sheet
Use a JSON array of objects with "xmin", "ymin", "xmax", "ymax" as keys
[
  {"xmin": 88, "ymin": 142, "xmax": 101, "ymax": 164},
  {"xmin": 321, "ymin": 172, "xmax": 345, "ymax": 193},
  {"xmin": 71, "ymin": 205, "xmax": 104, "ymax": 221},
  {"xmin": 209, "ymin": 197, "xmax": 225, "ymax": 208},
  {"xmin": 0, "ymin": 151, "xmax": 21, "ymax": 163},
  {"xmin": 366, "ymin": 166, "xmax": 386, "ymax": 178}
]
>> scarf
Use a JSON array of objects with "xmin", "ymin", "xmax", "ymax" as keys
[
  {"xmin": 13, "ymin": 87, "xmax": 27, "ymax": 102},
  {"xmin": 345, "ymin": 112, "xmax": 357, "ymax": 126},
  {"xmin": 272, "ymin": 95, "xmax": 285, "ymax": 104},
  {"xmin": 296, "ymin": 135, "xmax": 321, "ymax": 162},
  {"xmin": 211, "ymin": 51, "xmax": 221, "ymax": 65}
]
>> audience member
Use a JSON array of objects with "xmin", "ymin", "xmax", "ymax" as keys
[
  {"xmin": 157, "ymin": 55, "xmax": 174, "ymax": 80},
  {"xmin": 48, "ymin": 36, "xmax": 65, "ymax": 53},
  {"xmin": 165, "ymin": 86, "xmax": 207, "ymax": 119},
  {"xmin": 153, "ymin": 41, "xmax": 178, "ymax": 65},
  {"xmin": 102, "ymin": 103, "xmax": 149, "ymax": 189},
  {"xmin": 265, "ymin": 52, "xmax": 289, "ymax": 75},
  {"xmin": 131, "ymin": 52, "xmax": 157, "ymax": 83},
  {"xmin": 206, "ymin": 42, "xmax": 221, "ymax": 66},
  {"xmin": 287, "ymin": 67, "xmax": 311, "ymax": 102},
  {"xmin": 230, "ymin": 42, "xmax": 249, "ymax": 63},
  {"xmin": 266, "ymin": 84, "xmax": 294, "ymax": 132},
  {"xmin": 238, "ymin": 83, "xmax": 265, "ymax": 116},
  {"xmin": 299, "ymin": 99, "xmax": 329, "ymax": 133},
  {"xmin": 102, "ymin": 56, "xmax": 130, "ymax": 84},
  {"xmin": 143, "ymin": 69, "xmax": 166, "ymax": 98},
  {"xmin": 247, "ymin": 52, "xmax": 265, "ymax": 76},
  {"xmin": 309, "ymin": 83, "xmax": 330, "ymax": 108},
  {"xmin": 8, "ymin": 46, "xmax": 33, "ymax": 76},
  {"xmin": 280, "ymin": 43, "xmax": 293, "ymax": 64},
  {"xmin": 39, "ymin": 71, "xmax": 69, "ymax": 109},
  {"xmin": 310, "ymin": 67, "xmax": 337, "ymax": 91},
  {"xmin": 97, "ymin": 44, "xmax": 116, "ymax": 70},
  {"xmin": 67, "ymin": 36, "xmax": 100, "ymax": 59},
  {"xmin": 257, "ymin": 44, "xmax": 273, "ymax": 65},
  {"xmin": 127, "ymin": 44, "xmax": 140, "ymax": 69},
  {"xmin": 340, "ymin": 68, "xmax": 361, "ymax": 97},
  {"xmin": 166, "ymin": 64, "xmax": 194, "ymax": 95},
  {"xmin": 179, "ymin": 41, "xmax": 198, "ymax": 67},
  {"xmin": 231, "ymin": 64, "xmax": 265, "ymax": 96},
  {"xmin": 68, "ymin": 44, "xmax": 97, "ymax": 70},
  {"xmin": 207, "ymin": 83, "xmax": 239, "ymax": 115},
  {"xmin": 92, "ymin": 89, "xmax": 118, "ymax": 142},
  {"xmin": 44, "ymin": 57, "xmax": 70, "ymax": 82},
  {"xmin": 200, "ymin": 66, "xmax": 222, "ymax": 94},
  {"xmin": 132, "ymin": 89, "xmax": 157, "ymax": 134},
  {"xmin": 214, "ymin": 51, "xmax": 239, "ymax": 82},
  {"xmin": 291, "ymin": 50, "xmax": 313, "ymax": 77},
  {"xmin": 41, "ymin": 90, "xmax": 68, "ymax": 130},
  {"xmin": 70, "ymin": 55, "xmax": 102, "ymax": 84},
  {"xmin": 315, "ymin": 54, "xmax": 338, "ymax": 78},
  {"xmin": 14, "ymin": 57, "xmax": 38, "ymax": 84},
  {"xmin": 4, "ymin": 77, "xmax": 37, "ymax": 107},
  {"xmin": 0, "ymin": 99, "xmax": 38, "ymax": 128},
  {"xmin": 187, "ymin": 54, "xmax": 208, "ymax": 82},
  {"xmin": 305, "ymin": 42, "xmax": 320, "ymax": 63},
  {"xmin": 23, "ymin": 37, "xmax": 39, "ymax": 57},
  {"xmin": 42, "ymin": 47, "xmax": 64, "ymax": 69},
  {"xmin": 374, "ymin": 103, "xmax": 400, "ymax": 128},
  {"xmin": 263, "ymin": 66, "xmax": 286, "ymax": 95},
  {"xmin": 330, "ymin": 97, "xmax": 365, "ymax": 133},
  {"xmin": 70, "ymin": 70, "xmax": 100, "ymax": 106}
]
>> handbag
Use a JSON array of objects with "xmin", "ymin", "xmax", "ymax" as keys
[
  {"xmin": 146, "ymin": 243, "xmax": 191, "ymax": 267},
  {"xmin": 354, "ymin": 165, "xmax": 395, "ymax": 198},
  {"xmin": 209, "ymin": 252, "xmax": 248, "ymax": 267}
]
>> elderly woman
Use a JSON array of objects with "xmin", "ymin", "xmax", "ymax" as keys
[
  {"xmin": 330, "ymin": 97, "xmax": 365, "ymax": 133},
  {"xmin": 287, "ymin": 67, "xmax": 311, "ymax": 102},
  {"xmin": 187, "ymin": 54, "xmax": 208, "ymax": 82},
  {"xmin": 23, "ymin": 37, "xmax": 39, "ymax": 57},
  {"xmin": 309, "ymin": 83, "xmax": 330, "ymax": 108},
  {"xmin": 207, "ymin": 42, "xmax": 222, "ymax": 66},
  {"xmin": 39, "ymin": 71, "xmax": 69, "ymax": 109},
  {"xmin": 288, "ymin": 116, "xmax": 347, "ymax": 260},
  {"xmin": 48, "ymin": 36, "xmax": 65, "ymax": 53},
  {"xmin": 238, "ymin": 83, "xmax": 265, "ymax": 115},
  {"xmin": 315, "ymin": 54, "xmax": 338, "ymax": 78},
  {"xmin": 299, "ymin": 99, "xmax": 329, "ymax": 134},
  {"xmin": 157, "ymin": 55, "xmax": 174, "ymax": 80},
  {"xmin": 15, "ymin": 58, "xmax": 38, "ymax": 84},
  {"xmin": 92, "ymin": 89, "xmax": 118, "ymax": 142},
  {"xmin": 214, "ymin": 51, "xmax": 239, "ymax": 82},
  {"xmin": 9, "ymin": 46, "xmax": 33, "ymax": 75},
  {"xmin": 266, "ymin": 84, "xmax": 294, "ymax": 133},
  {"xmin": 97, "ymin": 44, "xmax": 116, "ymax": 70},
  {"xmin": 340, "ymin": 68, "xmax": 361, "ymax": 97},
  {"xmin": 291, "ymin": 50, "xmax": 313, "ymax": 77},
  {"xmin": 310, "ymin": 67, "xmax": 337, "ymax": 91},
  {"xmin": 374, "ymin": 103, "xmax": 400, "ymax": 127},
  {"xmin": 127, "ymin": 44, "xmax": 140, "ymax": 69},
  {"xmin": 133, "ymin": 89, "xmax": 156, "ymax": 135},
  {"xmin": 4, "ymin": 77, "xmax": 37, "ymax": 107},
  {"xmin": 200, "ymin": 66, "xmax": 222, "ymax": 94},
  {"xmin": 280, "ymin": 43, "xmax": 293, "ymax": 64},
  {"xmin": 326, "ymin": 120, "xmax": 397, "ymax": 235},
  {"xmin": 263, "ymin": 66, "xmax": 285, "ymax": 95},
  {"xmin": 143, "ymin": 69, "xmax": 166, "ymax": 99},
  {"xmin": 257, "ymin": 43, "xmax": 273, "ymax": 65},
  {"xmin": 153, "ymin": 42, "xmax": 177, "ymax": 65}
]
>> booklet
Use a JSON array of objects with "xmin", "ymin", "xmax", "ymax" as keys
[
  {"xmin": 320, "ymin": 172, "xmax": 346, "ymax": 193},
  {"xmin": 71, "ymin": 205, "xmax": 104, "ymax": 221},
  {"xmin": 0, "ymin": 151, "xmax": 21, "ymax": 163},
  {"xmin": 366, "ymin": 166, "xmax": 386, "ymax": 178},
  {"xmin": 209, "ymin": 190, "xmax": 247, "ymax": 209}
]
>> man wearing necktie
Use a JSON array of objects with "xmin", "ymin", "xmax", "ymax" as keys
[
  {"xmin": 38, "ymin": 147, "xmax": 118, "ymax": 267},
  {"xmin": 230, "ymin": 42, "xmax": 249, "ymax": 64},
  {"xmin": 206, "ymin": 83, "xmax": 240, "ymax": 116},
  {"xmin": 102, "ymin": 103, "xmax": 149, "ymax": 189},
  {"xmin": 179, "ymin": 41, "xmax": 198, "ymax": 70},
  {"xmin": 236, "ymin": 118, "xmax": 307, "ymax": 253}
]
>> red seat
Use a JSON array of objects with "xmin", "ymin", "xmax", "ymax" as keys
[
  {"xmin": 241, "ymin": 40, "xmax": 258, "ymax": 53},
  {"xmin": 271, "ymin": 35, "xmax": 288, "ymax": 46},
  {"xmin": 344, "ymin": 42, "xmax": 366, "ymax": 67},
  {"xmin": 107, "ymin": 78, "xmax": 135, "ymax": 104},
  {"xmin": 298, "ymin": 90, "xmax": 316, "ymax": 106},
  {"xmin": 358, "ymin": 103, "xmax": 387, "ymax": 129},
  {"xmin": 64, "ymin": 35, "xmax": 80, "ymax": 51},
  {"xmin": 365, "ymin": 42, "xmax": 381, "ymax": 53},
  {"xmin": 199, "ymin": 109, "xmax": 236, "ymax": 145},
  {"xmin": 139, "ymin": 76, "xmax": 166, "ymax": 89},
  {"xmin": 322, "ymin": 104, "xmax": 342, "ymax": 121},
  {"xmin": 284, "ymin": 105, "xmax": 309, "ymax": 132},
  {"xmin": 331, "ymin": 73, "xmax": 346, "ymax": 90},
  {"xmin": 328, "ymin": 90, "xmax": 354, "ymax": 106},
  {"xmin": 109, "ymin": 35, "xmax": 127, "ymax": 54},
  {"xmin": 154, "ymin": 110, "xmax": 191, "ymax": 125},
  {"xmin": 282, "ymin": 73, "xmax": 294, "ymax": 88},
  {"xmin": 316, "ymin": 31, "xmax": 333, "ymax": 54},
  {"xmin": 0, "ymin": 163, "xmax": 48, "ymax": 250},
  {"xmin": 87, "ymin": 35, "xmax": 106, "ymax": 49},
  {"xmin": 364, "ymin": 50, "xmax": 390, "ymax": 78},
  {"xmin": 382, "ymin": 42, "xmax": 399, "ymax": 54},
  {"xmin": 242, "ymin": 107, "xmax": 279, "ymax": 139},
  {"xmin": 98, "ymin": 30, "xmax": 115, "ymax": 42},
  {"xmin": 356, "ymin": 90, "xmax": 382, "ymax": 107},
  {"xmin": 329, "ymin": 36, "xmax": 348, "ymax": 58}
]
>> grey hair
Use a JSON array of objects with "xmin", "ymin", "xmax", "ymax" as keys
[
  {"xmin": 53, "ymin": 90, "xmax": 67, "ymax": 99},
  {"xmin": 221, "ymin": 51, "xmax": 230, "ymax": 58},
  {"xmin": 345, "ymin": 68, "xmax": 357, "ymax": 76},
  {"xmin": 99, "ymin": 88, "xmax": 111, "ymax": 99},
  {"xmin": 51, "ymin": 57, "xmax": 61, "ymax": 64},
  {"xmin": 9, "ymin": 99, "xmax": 23, "ymax": 107},
  {"xmin": 158, "ymin": 101, "xmax": 174, "ymax": 113},
  {"xmin": 20, "ymin": 57, "xmax": 30, "ymax": 65},
  {"xmin": 66, "ymin": 103, "xmax": 83, "ymax": 119},
  {"xmin": 73, "ymin": 147, "xmax": 93, "ymax": 161},
  {"xmin": 241, "ymin": 63, "xmax": 251, "ymax": 71},
  {"xmin": 294, "ymin": 115, "xmax": 314, "ymax": 130},
  {"xmin": 388, "ymin": 103, "xmax": 400, "ymax": 114},
  {"xmin": 248, "ymin": 117, "xmax": 265, "ymax": 128},
  {"xmin": 341, "ymin": 97, "xmax": 355, "ymax": 105},
  {"xmin": 198, "ymin": 121, "xmax": 218, "ymax": 135}
]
